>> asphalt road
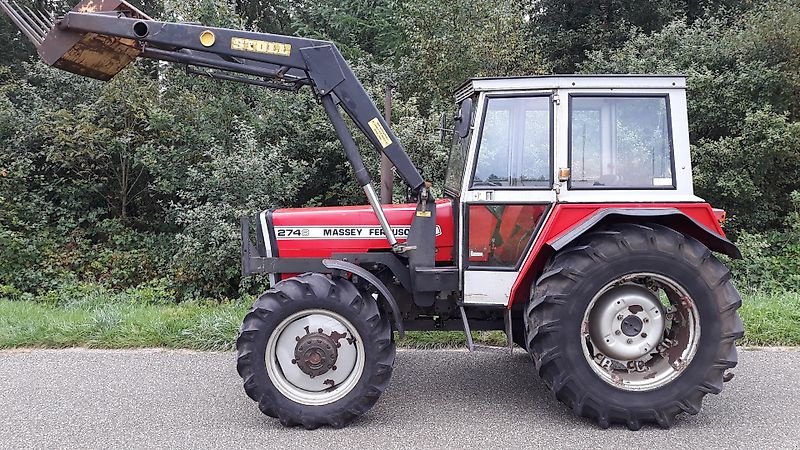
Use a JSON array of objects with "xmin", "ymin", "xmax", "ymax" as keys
[{"xmin": 0, "ymin": 348, "xmax": 797, "ymax": 449}]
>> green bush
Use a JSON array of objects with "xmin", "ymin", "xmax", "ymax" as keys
[
  {"xmin": 1, "ymin": 280, "xmax": 188, "ymax": 308},
  {"xmin": 727, "ymin": 231, "xmax": 800, "ymax": 292},
  {"xmin": 693, "ymin": 111, "xmax": 800, "ymax": 231},
  {"xmin": 725, "ymin": 191, "xmax": 799, "ymax": 292},
  {"xmin": 1, "ymin": 0, "xmax": 798, "ymax": 304},
  {"xmin": 581, "ymin": 2, "xmax": 800, "ymax": 233}
]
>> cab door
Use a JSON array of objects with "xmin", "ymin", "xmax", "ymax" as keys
[{"xmin": 460, "ymin": 93, "xmax": 557, "ymax": 305}]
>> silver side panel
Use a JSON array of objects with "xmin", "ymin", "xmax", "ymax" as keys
[
  {"xmin": 259, "ymin": 210, "xmax": 277, "ymax": 286},
  {"xmin": 462, "ymin": 271, "xmax": 519, "ymax": 305}
]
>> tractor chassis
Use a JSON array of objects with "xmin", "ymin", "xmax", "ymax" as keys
[{"xmin": 241, "ymin": 217, "xmax": 499, "ymax": 339}]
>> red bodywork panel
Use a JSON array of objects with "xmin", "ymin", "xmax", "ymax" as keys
[
  {"xmin": 268, "ymin": 198, "xmax": 727, "ymax": 309},
  {"xmin": 506, "ymin": 202, "xmax": 727, "ymax": 308},
  {"xmin": 270, "ymin": 198, "xmax": 455, "ymax": 263}
]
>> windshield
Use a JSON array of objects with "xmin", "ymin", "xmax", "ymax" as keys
[
  {"xmin": 444, "ymin": 97, "xmax": 476, "ymax": 194},
  {"xmin": 444, "ymin": 131, "xmax": 470, "ymax": 193}
]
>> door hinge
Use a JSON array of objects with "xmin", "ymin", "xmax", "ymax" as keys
[{"xmin": 553, "ymin": 94, "xmax": 561, "ymax": 105}]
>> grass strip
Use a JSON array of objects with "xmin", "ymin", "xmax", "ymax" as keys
[
  {"xmin": 0, "ymin": 290, "xmax": 796, "ymax": 350},
  {"xmin": 738, "ymin": 290, "xmax": 800, "ymax": 346}
]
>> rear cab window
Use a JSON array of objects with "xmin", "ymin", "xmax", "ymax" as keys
[{"xmin": 568, "ymin": 95, "xmax": 675, "ymax": 190}]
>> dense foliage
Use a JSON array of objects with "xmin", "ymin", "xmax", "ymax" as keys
[{"xmin": 0, "ymin": 0, "xmax": 798, "ymax": 301}]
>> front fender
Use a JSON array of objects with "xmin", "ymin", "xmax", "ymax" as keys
[{"xmin": 322, "ymin": 259, "xmax": 406, "ymax": 337}]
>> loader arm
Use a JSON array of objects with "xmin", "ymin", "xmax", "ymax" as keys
[{"xmin": 0, "ymin": 0, "xmax": 427, "ymax": 248}]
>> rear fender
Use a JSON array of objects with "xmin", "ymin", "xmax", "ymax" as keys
[
  {"xmin": 508, "ymin": 206, "xmax": 741, "ymax": 309},
  {"xmin": 548, "ymin": 208, "xmax": 741, "ymax": 259}
]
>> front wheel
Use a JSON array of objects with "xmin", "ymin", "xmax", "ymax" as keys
[
  {"xmin": 526, "ymin": 223, "xmax": 743, "ymax": 429},
  {"xmin": 236, "ymin": 273, "xmax": 395, "ymax": 429}
]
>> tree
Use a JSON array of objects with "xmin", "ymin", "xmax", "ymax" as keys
[
  {"xmin": 232, "ymin": 0, "xmax": 293, "ymax": 33},
  {"xmin": 528, "ymin": 0, "xmax": 682, "ymax": 73},
  {"xmin": 527, "ymin": 0, "xmax": 754, "ymax": 73},
  {"xmin": 35, "ymin": 66, "xmax": 158, "ymax": 222},
  {"xmin": 581, "ymin": 0, "xmax": 800, "ymax": 230},
  {"xmin": 397, "ymin": 0, "xmax": 544, "ymax": 110},
  {"xmin": 289, "ymin": 0, "xmax": 405, "ymax": 60}
]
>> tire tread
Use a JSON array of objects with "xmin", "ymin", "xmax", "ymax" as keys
[
  {"xmin": 525, "ymin": 223, "xmax": 743, "ymax": 430},
  {"xmin": 235, "ymin": 272, "xmax": 395, "ymax": 429}
]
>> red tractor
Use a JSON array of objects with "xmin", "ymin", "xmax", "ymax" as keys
[{"xmin": 3, "ymin": 0, "xmax": 743, "ymax": 430}]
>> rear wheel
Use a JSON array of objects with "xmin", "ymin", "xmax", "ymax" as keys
[
  {"xmin": 236, "ymin": 273, "xmax": 395, "ymax": 429},
  {"xmin": 525, "ymin": 223, "xmax": 743, "ymax": 429}
]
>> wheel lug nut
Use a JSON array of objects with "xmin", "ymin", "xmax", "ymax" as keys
[
  {"xmin": 614, "ymin": 330, "xmax": 621, "ymax": 336},
  {"xmin": 626, "ymin": 338, "xmax": 633, "ymax": 344},
  {"xmin": 643, "ymin": 318, "xmax": 649, "ymax": 323},
  {"xmin": 641, "ymin": 333, "xmax": 647, "ymax": 338},
  {"xmin": 617, "ymin": 315, "xmax": 624, "ymax": 321}
]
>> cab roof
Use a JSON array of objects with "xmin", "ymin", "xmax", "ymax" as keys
[{"xmin": 453, "ymin": 75, "xmax": 687, "ymax": 103}]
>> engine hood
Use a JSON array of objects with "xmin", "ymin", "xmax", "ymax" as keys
[{"xmin": 261, "ymin": 198, "xmax": 455, "ymax": 263}]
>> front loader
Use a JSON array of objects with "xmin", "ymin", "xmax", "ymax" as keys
[{"xmin": 2, "ymin": 0, "xmax": 744, "ymax": 430}]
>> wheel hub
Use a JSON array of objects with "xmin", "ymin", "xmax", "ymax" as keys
[
  {"xmin": 267, "ymin": 310, "xmax": 364, "ymax": 405},
  {"xmin": 620, "ymin": 315, "xmax": 643, "ymax": 337},
  {"xmin": 587, "ymin": 284, "xmax": 665, "ymax": 361},
  {"xmin": 581, "ymin": 273, "xmax": 702, "ymax": 391},
  {"xmin": 293, "ymin": 329, "xmax": 343, "ymax": 378}
]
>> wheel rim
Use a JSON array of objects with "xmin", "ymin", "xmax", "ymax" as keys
[
  {"xmin": 580, "ymin": 273, "xmax": 701, "ymax": 391},
  {"xmin": 266, "ymin": 309, "xmax": 365, "ymax": 406}
]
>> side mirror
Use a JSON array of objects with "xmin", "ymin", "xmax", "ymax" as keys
[
  {"xmin": 455, "ymin": 98, "xmax": 472, "ymax": 138},
  {"xmin": 438, "ymin": 112, "xmax": 450, "ymax": 145}
]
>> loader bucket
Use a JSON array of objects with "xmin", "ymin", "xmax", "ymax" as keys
[{"xmin": 0, "ymin": 0, "xmax": 150, "ymax": 80}]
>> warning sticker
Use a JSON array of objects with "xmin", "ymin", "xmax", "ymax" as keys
[
  {"xmin": 274, "ymin": 225, "xmax": 442, "ymax": 240},
  {"xmin": 368, "ymin": 118, "xmax": 393, "ymax": 148}
]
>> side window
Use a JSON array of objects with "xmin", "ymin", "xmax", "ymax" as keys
[
  {"xmin": 467, "ymin": 204, "xmax": 547, "ymax": 267},
  {"xmin": 472, "ymin": 96, "xmax": 551, "ymax": 188},
  {"xmin": 569, "ymin": 96, "xmax": 674, "ymax": 189}
]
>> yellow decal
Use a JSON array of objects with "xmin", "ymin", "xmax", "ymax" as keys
[
  {"xmin": 368, "ymin": 118, "xmax": 392, "ymax": 149},
  {"xmin": 230, "ymin": 37, "xmax": 291, "ymax": 56},
  {"xmin": 415, "ymin": 210, "xmax": 432, "ymax": 217}
]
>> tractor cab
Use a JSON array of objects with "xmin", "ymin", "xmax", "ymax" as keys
[{"xmin": 444, "ymin": 75, "xmax": 700, "ymax": 306}]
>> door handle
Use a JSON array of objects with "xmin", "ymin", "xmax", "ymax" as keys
[{"xmin": 472, "ymin": 191, "xmax": 494, "ymax": 201}]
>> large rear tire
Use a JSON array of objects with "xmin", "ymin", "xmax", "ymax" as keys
[
  {"xmin": 236, "ymin": 272, "xmax": 395, "ymax": 429},
  {"xmin": 525, "ymin": 223, "xmax": 743, "ymax": 429}
]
